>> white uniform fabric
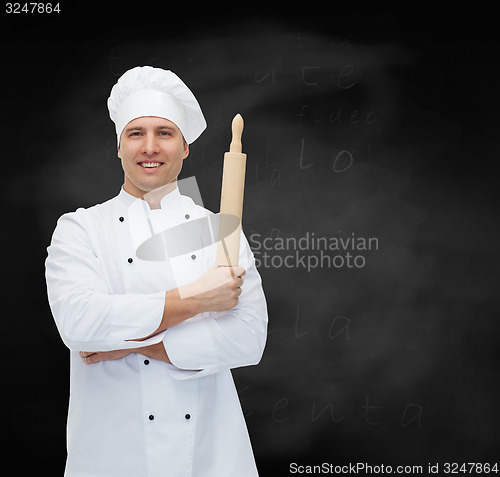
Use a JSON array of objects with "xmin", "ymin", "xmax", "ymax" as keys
[{"xmin": 45, "ymin": 187, "xmax": 268, "ymax": 477}]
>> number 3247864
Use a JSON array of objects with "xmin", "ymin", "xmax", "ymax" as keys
[{"xmin": 5, "ymin": 3, "xmax": 60, "ymax": 13}]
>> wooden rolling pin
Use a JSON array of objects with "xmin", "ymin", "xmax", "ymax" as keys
[{"xmin": 216, "ymin": 114, "xmax": 247, "ymax": 267}]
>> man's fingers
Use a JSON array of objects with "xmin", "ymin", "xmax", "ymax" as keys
[
  {"xmin": 232, "ymin": 266, "xmax": 246, "ymax": 278},
  {"xmin": 224, "ymin": 266, "xmax": 246, "ymax": 280},
  {"xmin": 80, "ymin": 351, "xmax": 98, "ymax": 364},
  {"xmin": 80, "ymin": 349, "xmax": 132, "ymax": 364}
]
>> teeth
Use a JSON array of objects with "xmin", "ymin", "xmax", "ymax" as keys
[{"xmin": 141, "ymin": 162, "xmax": 161, "ymax": 168}]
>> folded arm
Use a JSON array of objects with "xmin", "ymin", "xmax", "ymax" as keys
[
  {"xmin": 80, "ymin": 256, "xmax": 267, "ymax": 373},
  {"xmin": 79, "ymin": 266, "xmax": 247, "ymax": 365},
  {"xmin": 161, "ymin": 237, "xmax": 268, "ymax": 379},
  {"xmin": 46, "ymin": 209, "xmax": 267, "ymax": 373},
  {"xmin": 80, "ymin": 341, "xmax": 170, "ymax": 364}
]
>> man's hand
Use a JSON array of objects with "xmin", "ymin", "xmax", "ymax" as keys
[
  {"xmin": 130, "ymin": 266, "xmax": 246, "ymax": 341},
  {"xmin": 185, "ymin": 266, "xmax": 246, "ymax": 312},
  {"xmin": 80, "ymin": 342, "xmax": 170, "ymax": 365},
  {"xmin": 80, "ymin": 349, "xmax": 132, "ymax": 364}
]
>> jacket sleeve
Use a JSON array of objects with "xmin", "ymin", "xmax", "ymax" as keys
[
  {"xmin": 163, "ymin": 233, "xmax": 268, "ymax": 380},
  {"xmin": 45, "ymin": 210, "xmax": 167, "ymax": 352}
]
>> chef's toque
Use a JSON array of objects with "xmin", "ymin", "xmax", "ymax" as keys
[{"xmin": 107, "ymin": 66, "xmax": 206, "ymax": 146}]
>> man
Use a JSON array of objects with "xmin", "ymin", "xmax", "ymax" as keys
[{"xmin": 45, "ymin": 66, "xmax": 268, "ymax": 477}]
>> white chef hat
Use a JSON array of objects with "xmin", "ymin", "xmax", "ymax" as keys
[{"xmin": 107, "ymin": 66, "xmax": 206, "ymax": 146}]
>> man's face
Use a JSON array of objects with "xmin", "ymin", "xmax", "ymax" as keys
[{"xmin": 118, "ymin": 116, "xmax": 189, "ymax": 198}]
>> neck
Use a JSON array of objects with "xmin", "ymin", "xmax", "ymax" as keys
[
  {"xmin": 142, "ymin": 182, "xmax": 179, "ymax": 210},
  {"xmin": 123, "ymin": 176, "xmax": 178, "ymax": 199}
]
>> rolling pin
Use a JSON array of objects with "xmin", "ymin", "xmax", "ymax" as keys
[{"xmin": 216, "ymin": 114, "xmax": 247, "ymax": 267}]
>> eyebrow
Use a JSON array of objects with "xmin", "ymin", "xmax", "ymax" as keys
[{"xmin": 124, "ymin": 125, "xmax": 178, "ymax": 133}]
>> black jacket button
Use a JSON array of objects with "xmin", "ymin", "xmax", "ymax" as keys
[
  {"xmin": 119, "ymin": 216, "xmax": 124, "ymax": 222},
  {"xmin": 185, "ymin": 414, "xmax": 191, "ymax": 420},
  {"xmin": 128, "ymin": 258, "xmax": 133, "ymax": 263},
  {"xmin": 149, "ymin": 415, "xmax": 154, "ymax": 420},
  {"xmin": 185, "ymin": 214, "xmax": 190, "ymax": 219}
]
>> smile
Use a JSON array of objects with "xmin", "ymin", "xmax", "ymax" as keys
[{"xmin": 139, "ymin": 162, "xmax": 163, "ymax": 168}]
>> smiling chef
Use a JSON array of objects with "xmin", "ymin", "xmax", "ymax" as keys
[{"xmin": 45, "ymin": 66, "xmax": 268, "ymax": 477}]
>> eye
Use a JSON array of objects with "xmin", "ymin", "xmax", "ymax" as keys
[{"xmin": 158, "ymin": 130, "xmax": 171, "ymax": 136}]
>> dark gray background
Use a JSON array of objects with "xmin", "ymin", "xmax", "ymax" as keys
[{"xmin": 2, "ymin": 5, "xmax": 500, "ymax": 475}]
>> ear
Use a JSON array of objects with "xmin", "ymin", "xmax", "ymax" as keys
[
  {"xmin": 117, "ymin": 143, "xmax": 121, "ymax": 159},
  {"xmin": 182, "ymin": 140, "xmax": 189, "ymax": 160}
]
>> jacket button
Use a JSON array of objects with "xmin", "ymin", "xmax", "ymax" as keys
[
  {"xmin": 144, "ymin": 359, "xmax": 150, "ymax": 365},
  {"xmin": 149, "ymin": 414, "xmax": 155, "ymax": 421},
  {"xmin": 185, "ymin": 214, "xmax": 190, "ymax": 219},
  {"xmin": 128, "ymin": 258, "xmax": 133, "ymax": 263},
  {"xmin": 119, "ymin": 216, "xmax": 124, "ymax": 222},
  {"xmin": 191, "ymin": 254, "xmax": 196, "ymax": 260},
  {"xmin": 185, "ymin": 414, "xmax": 191, "ymax": 420}
]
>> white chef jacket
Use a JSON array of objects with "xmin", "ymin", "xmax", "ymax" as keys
[{"xmin": 45, "ymin": 186, "xmax": 268, "ymax": 477}]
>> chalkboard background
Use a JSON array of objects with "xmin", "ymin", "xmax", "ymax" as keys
[{"xmin": 2, "ymin": 6, "xmax": 500, "ymax": 475}]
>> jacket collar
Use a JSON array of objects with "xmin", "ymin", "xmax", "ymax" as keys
[{"xmin": 118, "ymin": 185, "xmax": 183, "ymax": 211}]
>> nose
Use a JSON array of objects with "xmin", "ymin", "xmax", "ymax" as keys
[{"xmin": 142, "ymin": 133, "xmax": 160, "ymax": 156}]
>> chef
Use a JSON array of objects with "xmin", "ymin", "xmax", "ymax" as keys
[{"xmin": 45, "ymin": 66, "xmax": 268, "ymax": 477}]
